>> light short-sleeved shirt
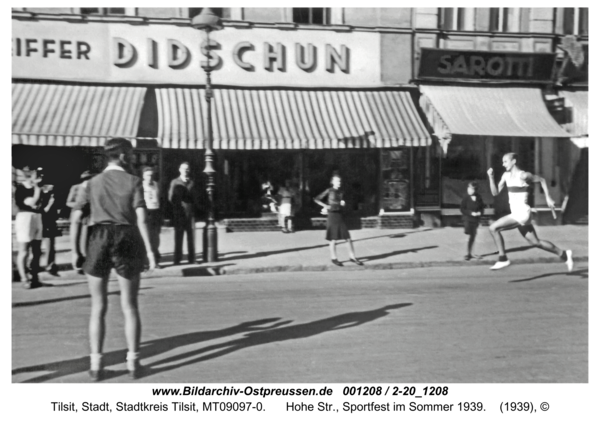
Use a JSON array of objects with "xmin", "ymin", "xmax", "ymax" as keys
[
  {"xmin": 143, "ymin": 181, "xmax": 160, "ymax": 210},
  {"xmin": 74, "ymin": 165, "xmax": 145, "ymax": 225}
]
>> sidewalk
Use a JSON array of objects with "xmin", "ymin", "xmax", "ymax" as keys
[{"xmin": 12, "ymin": 224, "xmax": 588, "ymax": 282}]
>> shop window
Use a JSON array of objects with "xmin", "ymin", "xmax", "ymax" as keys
[
  {"xmin": 80, "ymin": 8, "xmax": 127, "ymax": 15},
  {"xmin": 443, "ymin": 136, "xmax": 486, "ymax": 181},
  {"xmin": 414, "ymin": 145, "xmax": 441, "ymax": 207},
  {"xmin": 293, "ymin": 8, "xmax": 330, "ymax": 25},
  {"xmin": 442, "ymin": 136, "xmax": 490, "ymax": 207},
  {"xmin": 381, "ymin": 150, "xmax": 411, "ymax": 212},
  {"xmin": 563, "ymin": 8, "xmax": 588, "ymax": 35},
  {"xmin": 440, "ymin": 8, "xmax": 467, "ymax": 30}
]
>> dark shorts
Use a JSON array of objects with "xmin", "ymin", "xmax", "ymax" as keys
[
  {"xmin": 464, "ymin": 220, "xmax": 479, "ymax": 236},
  {"xmin": 83, "ymin": 225, "xmax": 146, "ymax": 279}
]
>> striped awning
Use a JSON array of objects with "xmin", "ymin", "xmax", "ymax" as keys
[
  {"xmin": 12, "ymin": 83, "xmax": 147, "ymax": 147},
  {"xmin": 558, "ymin": 90, "xmax": 588, "ymax": 137},
  {"xmin": 155, "ymin": 88, "xmax": 431, "ymax": 149},
  {"xmin": 419, "ymin": 85, "xmax": 571, "ymax": 146}
]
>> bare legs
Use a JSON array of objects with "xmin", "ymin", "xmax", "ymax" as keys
[
  {"xmin": 520, "ymin": 228, "xmax": 564, "ymax": 258},
  {"xmin": 117, "ymin": 273, "xmax": 141, "ymax": 354},
  {"xmin": 329, "ymin": 239, "xmax": 358, "ymax": 261},
  {"xmin": 87, "ymin": 273, "xmax": 141, "ymax": 372},
  {"xmin": 489, "ymin": 215, "xmax": 565, "ymax": 258},
  {"xmin": 489, "ymin": 214, "xmax": 570, "ymax": 270},
  {"xmin": 87, "ymin": 275, "xmax": 108, "ymax": 356},
  {"xmin": 17, "ymin": 240, "xmax": 41, "ymax": 286},
  {"xmin": 16, "ymin": 242, "xmax": 30, "ymax": 283},
  {"xmin": 488, "ymin": 215, "xmax": 521, "ymax": 257}
]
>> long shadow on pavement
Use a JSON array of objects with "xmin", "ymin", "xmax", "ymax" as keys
[
  {"xmin": 158, "ymin": 251, "xmax": 248, "ymax": 265},
  {"xmin": 12, "ymin": 318, "xmax": 288, "ymax": 383},
  {"xmin": 361, "ymin": 246, "xmax": 438, "ymax": 262},
  {"xmin": 144, "ymin": 303, "xmax": 412, "ymax": 379},
  {"xmin": 12, "ymin": 287, "xmax": 153, "ymax": 308},
  {"xmin": 216, "ymin": 232, "xmax": 428, "ymax": 264},
  {"xmin": 12, "ymin": 304, "xmax": 412, "ymax": 382},
  {"xmin": 479, "ymin": 245, "xmax": 533, "ymax": 258},
  {"xmin": 509, "ymin": 268, "xmax": 588, "ymax": 283},
  {"xmin": 181, "ymin": 264, "xmax": 235, "ymax": 277}
]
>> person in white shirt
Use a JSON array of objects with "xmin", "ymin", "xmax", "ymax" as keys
[{"xmin": 143, "ymin": 167, "xmax": 162, "ymax": 268}]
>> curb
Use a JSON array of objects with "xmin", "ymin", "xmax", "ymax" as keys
[{"xmin": 18, "ymin": 256, "xmax": 588, "ymax": 284}]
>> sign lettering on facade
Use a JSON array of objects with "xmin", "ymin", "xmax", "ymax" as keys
[
  {"xmin": 12, "ymin": 20, "xmax": 380, "ymax": 86},
  {"xmin": 418, "ymin": 48, "xmax": 556, "ymax": 83}
]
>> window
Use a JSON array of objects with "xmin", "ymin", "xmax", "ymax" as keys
[
  {"xmin": 293, "ymin": 8, "xmax": 330, "ymax": 25},
  {"xmin": 189, "ymin": 8, "xmax": 225, "ymax": 18},
  {"xmin": 440, "ymin": 8, "xmax": 467, "ymax": 30},
  {"xmin": 489, "ymin": 8, "xmax": 521, "ymax": 32},
  {"xmin": 563, "ymin": 8, "xmax": 588, "ymax": 35},
  {"xmin": 80, "ymin": 8, "xmax": 126, "ymax": 15},
  {"xmin": 489, "ymin": 8, "xmax": 508, "ymax": 32}
]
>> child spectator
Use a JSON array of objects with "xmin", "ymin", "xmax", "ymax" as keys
[{"xmin": 461, "ymin": 181, "xmax": 485, "ymax": 260}]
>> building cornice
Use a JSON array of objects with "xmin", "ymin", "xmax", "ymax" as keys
[{"xmin": 11, "ymin": 11, "xmax": 588, "ymax": 42}]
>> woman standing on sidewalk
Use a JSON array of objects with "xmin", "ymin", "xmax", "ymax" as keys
[{"xmin": 314, "ymin": 174, "xmax": 363, "ymax": 266}]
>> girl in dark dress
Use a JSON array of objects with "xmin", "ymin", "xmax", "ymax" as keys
[{"xmin": 314, "ymin": 175, "xmax": 363, "ymax": 266}]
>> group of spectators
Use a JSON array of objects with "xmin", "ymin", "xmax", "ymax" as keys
[
  {"xmin": 13, "ymin": 159, "xmax": 206, "ymax": 288},
  {"xmin": 261, "ymin": 179, "xmax": 301, "ymax": 233},
  {"xmin": 13, "ymin": 166, "xmax": 79, "ymax": 288}
]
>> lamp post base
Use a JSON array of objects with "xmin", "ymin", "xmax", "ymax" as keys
[{"xmin": 203, "ymin": 224, "xmax": 218, "ymax": 262}]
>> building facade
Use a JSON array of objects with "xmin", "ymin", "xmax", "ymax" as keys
[{"xmin": 12, "ymin": 7, "xmax": 588, "ymax": 228}]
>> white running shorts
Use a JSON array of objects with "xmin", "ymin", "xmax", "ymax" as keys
[{"xmin": 509, "ymin": 206, "xmax": 532, "ymax": 226}]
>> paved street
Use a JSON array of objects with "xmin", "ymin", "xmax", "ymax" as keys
[{"xmin": 12, "ymin": 262, "xmax": 587, "ymax": 383}]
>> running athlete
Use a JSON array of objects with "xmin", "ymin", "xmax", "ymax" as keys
[{"xmin": 487, "ymin": 152, "xmax": 573, "ymax": 271}]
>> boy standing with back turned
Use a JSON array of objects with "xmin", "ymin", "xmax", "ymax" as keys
[{"xmin": 72, "ymin": 138, "xmax": 155, "ymax": 380}]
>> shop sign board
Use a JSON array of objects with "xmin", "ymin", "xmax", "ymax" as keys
[
  {"xmin": 12, "ymin": 19, "xmax": 382, "ymax": 87},
  {"xmin": 418, "ymin": 48, "xmax": 556, "ymax": 83}
]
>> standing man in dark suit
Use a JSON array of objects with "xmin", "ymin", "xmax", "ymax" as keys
[{"xmin": 168, "ymin": 162, "xmax": 199, "ymax": 265}]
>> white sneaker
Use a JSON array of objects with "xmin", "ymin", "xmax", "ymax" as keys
[
  {"xmin": 565, "ymin": 250, "xmax": 573, "ymax": 272},
  {"xmin": 490, "ymin": 260, "xmax": 511, "ymax": 270}
]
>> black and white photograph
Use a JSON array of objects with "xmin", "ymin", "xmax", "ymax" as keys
[{"xmin": 8, "ymin": 3, "xmax": 594, "ymax": 420}]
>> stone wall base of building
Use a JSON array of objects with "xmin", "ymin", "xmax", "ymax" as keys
[
  {"xmin": 440, "ymin": 209, "xmax": 566, "ymax": 228},
  {"xmin": 221, "ymin": 214, "xmax": 415, "ymax": 232}
]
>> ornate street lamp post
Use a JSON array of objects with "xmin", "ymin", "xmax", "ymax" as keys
[{"xmin": 192, "ymin": 8, "xmax": 223, "ymax": 263}]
